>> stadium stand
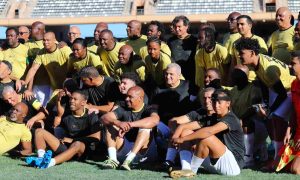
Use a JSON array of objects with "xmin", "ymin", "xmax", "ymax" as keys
[
  {"xmin": 155, "ymin": 0, "xmax": 254, "ymax": 14},
  {"xmin": 0, "ymin": 0, "xmax": 8, "ymax": 16},
  {"xmin": 288, "ymin": 0, "xmax": 300, "ymax": 13},
  {"xmin": 31, "ymin": 0, "xmax": 127, "ymax": 18}
]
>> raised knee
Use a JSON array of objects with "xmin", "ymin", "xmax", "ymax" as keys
[
  {"xmin": 70, "ymin": 141, "xmax": 84, "ymax": 151},
  {"xmin": 35, "ymin": 128, "xmax": 45, "ymax": 136}
]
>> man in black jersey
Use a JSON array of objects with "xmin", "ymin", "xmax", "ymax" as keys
[
  {"xmin": 26, "ymin": 90, "xmax": 101, "ymax": 169},
  {"xmin": 170, "ymin": 89, "xmax": 245, "ymax": 178},
  {"xmin": 168, "ymin": 15, "xmax": 197, "ymax": 95},
  {"xmin": 79, "ymin": 66, "xmax": 118, "ymax": 114},
  {"xmin": 101, "ymin": 86, "xmax": 159, "ymax": 170},
  {"xmin": 163, "ymin": 87, "xmax": 216, "ymax": 171}
]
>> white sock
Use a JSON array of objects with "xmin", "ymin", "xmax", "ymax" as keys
[
  {"xmin": 47, "ymin": 158, "xmax": 56, "ymax": 168},
  {"xmin": 190, "ymin": 155, "xmax": 204, "ymax": 173},
  {"xmin": 244, "ymin": 133, "xmax": 254, "ymax": 162},
  {"xmin": 179, "ymin": 150, "xmax": 192, "ymax": 170},
  {"xmin": 37, "ymin": 149, "xmax": 45, "ymax": 158},
  {"xmin": 108, "ymin": 147, "xmax": 118, "ymax": 162},
  {"xmin": 273, "ymin": 141, "xmax": 284, "ymax": 160},
  {"xmin": 125, "ymin": 151, "xmax": 136, "ymax": 162},
  {"xmin": 166, "ymin": 148, "xmax": 177, "ymax": 163}
]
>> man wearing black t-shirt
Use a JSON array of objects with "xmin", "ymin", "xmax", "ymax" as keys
[
  {"xmin": 163, "ymin": 87, "xmax": 216, "ymax": 171},
  {"xmin": 26, "ymin": 90, "xmax": 101, "ymax": 169},
  {"xmin": 170, "ymin": 89, "xmax": 245, "ymax": 178},
  {"xmin": 79, "ymin": 66, "xmax": 118, "ymax": 114},
  {"xmin": 2, "ymin": 86, "xmax": 45, "ymax": 129},
  {"xmin": 101, "ymin": 86, "xmax": 159, "ymax": 170},
  {"xmin": 168, "ymin": 15, "xmax": 197, "ymax": 95}
]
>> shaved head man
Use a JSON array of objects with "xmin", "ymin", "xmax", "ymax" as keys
[
  {"xmin": 268, "ymin": 7, "xmax": 294, "ymax": 64},
  {"xmin": 67, "ymin": 26, "xmax": 81, "ymax": 44},
  {"xmin": 227, "ymin": 12, "xmax": 241, "ymax": 33},
  {"xmin": 118, "ymin": 45, "xmax": 134, "ymax": 65},
  {"xmin": 88, "ymin": 22, "xmax": 108, "ymax": 53},
  {"xmin": 275, "ymin": 7, "xmax": 292, "ymax": 30},
  {"xmin": 126, "ymin": 20, "xmax": 142, "ymax": 38},
  {"xmin": 18, "ymin": 26, "xmax": 30, "ymax": 42},
  {"xmin": 31, "ymin": 21, "xmax": 45, "ymax": 41}
]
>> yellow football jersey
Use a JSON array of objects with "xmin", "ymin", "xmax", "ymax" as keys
[
  {"xmin": 1, "ymin": 44, "xmax": 29, "ymax": 79},
  {"xmin": 195, "ymin": 44, "xmax": 229, "ymax": 88},
  {"xmin": 253, "ymin": 54, "xmax": 295, "ymax": 90},
  {"xmin": 114, "ymin": 60, "xmax": 146, "ymax": 82},
  {"xmin": 268, "ymin": 26, "xmax": 295, "ymax": 64},
  {"xmin": 25, "ymin": 39, "xmax": 50, "ymax": 86},
  {"xmin": 87, "ymin": 41, "xmax": 98, "ymax": 54},
  {"xmin": 0, "ymin": 116, "xmax": 32, "ymax": 155},
  {"xmin": 139, "ymin": 42, "xmax": 171, "ymax": 60},
  {"xmin": 34, "ymin": 46, "xmax": 72, "ymax": 90},
  {"xmin": 68, "ymin": 51, "xmax": 109, "ymax": 76},
  {"xmin": 232, "ymin": 35, "xmax": 268, "ymax": 81},
  {"xmin": 121, "ymin": 35, "xmax": 147, "ymax": 57},
  {"xmin": 98, "ymin": 41, "xmax": 124, "ymax": 76},
  {"xmin": 223, "ymin": 32, "xmax": 241, "ymax": 56},
  {"xmin": 145, "ymin": 52, "xmax": 172, "ymax": 86}
]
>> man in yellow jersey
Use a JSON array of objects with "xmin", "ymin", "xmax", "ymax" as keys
[
  {"xmin": 195, "ymin": 27, "xmax": 229, "ymax": 89},
  {"xmin": 25, "ymin": 21, "xmax": 51, "ymax": 107},
  {"xmin": 0, "ymin": 102, "xmax": 32, "ymax": 156},
  {"xmin": 87, "ymin": 22, "xmax": 108, "ymax": 53},
  {"xmin": 139, "ymin": 20, "xmax": 171, "ymax": 60},
  {"xmin": 268, "ymin": 7, "xmax": 294, "ymax": 64},
  {"xmin": 67, "ymin": 38, "xmax": 108, "ymax": 76},
  {"xmin": 223, "ymin": 12, "xmax": 241, "ymax": 56},
  {"xmin": 236, "ymin": 38, "xmax": 295, "ymax": 162},
  {"xmin": 1, "ymin": 27, "xmax": 29, "ymax": 80},
  {"xmin": 99, "ymin": 29, "xmax": 124, "ymax": 76},
  {"xmin": 114, "ymin": 45, "xmax": 145, "ymax": 82},
  {"xmin": 18, "ymin": 26, "xmax": 30, "ymax": 43},
  {"xmin": 24, "ymin": 32, "xmax": 72, "ymax": 96},
  {"xmin": 121, "ymin": 20, "xmax": 147, "ymax": 57},
  {"xmin": 231, "ymin": 15, "xmax": 268, "ymax": 82}
]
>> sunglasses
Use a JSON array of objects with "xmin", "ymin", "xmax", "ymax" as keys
[
  {"xmin": 19, "ymin": 32, "xmax": 29, "ymax": 35},
  {"xmin": 227, "ymin": 18, "xmax": 237, "ymax": 22}
]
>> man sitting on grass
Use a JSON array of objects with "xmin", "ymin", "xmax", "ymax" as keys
[
  {"xmin": 101, "ymin": 86, "xmax": 159, "ymax": 170},
  {"xmin": 0, "ymin": 102, "xmax": 32, "ymax": 156},
  {"xmin": 25, "ymin": 90, "xmax": 101, "ymax": 169},
  {"xmin": 169, "ymin": 89, "xmax": 245, "ymax": 178}
]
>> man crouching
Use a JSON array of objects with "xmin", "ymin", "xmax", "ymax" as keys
[
  {"xmin": 26, "ymin": 90, "xmax": 101, "ymax": 168},
  {"xmin": 101, "ymin": 86, "xmax": 159, "ymax": 170}
]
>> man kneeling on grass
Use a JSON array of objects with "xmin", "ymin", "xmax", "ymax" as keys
[
  {"xmin": 101, "ymin": 86, "xmax": 159, "ymax": 170},
  {"xmin": 169, "ymin": 89, "xmax": 245, "ymax": 178},
  {"xmin": 25, "ymin": 90, "xmax": 101, "ymax": 169}
]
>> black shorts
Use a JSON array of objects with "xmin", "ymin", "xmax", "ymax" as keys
[{"xmin": 55, "ymin": 137, "xmax": 99, "ymax": 160}]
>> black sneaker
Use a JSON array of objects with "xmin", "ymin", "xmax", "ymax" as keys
[{"xmin": 162, "ymin": 160, "xmax": 175, "ymax": 172}]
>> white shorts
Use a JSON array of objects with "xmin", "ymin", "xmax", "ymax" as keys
[
  {"xmin": 269, "ymin": 89, "xmax": 292, "ymax": 121},
  {"xmin": 202, "ymin": 147, "xmax": 241, "ymax": 176}
]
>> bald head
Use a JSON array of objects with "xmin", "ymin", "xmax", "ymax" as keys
[
  {"xmin": 99, "ymin": 29, "xmax": 115, "ymax": 50},
  {"xmin": 227, "ymin": 11, "xmax": 241, "ymax": 32},
  {"xmin": 118, "ymin": 45, "xmax": 133, "ymax": 64},
  {"xmin": 9, "ymin": 102, "xmax": 28, "ymax": 123},
  {"xmin": 276, "ymin": 7, "xmax": 292, "ymax": 29},
  {"xmin": 68, "ymin": 26, "xmax": 81, "ymax": 43},
  {"xmin": 32, "ymin": 21, "xmax": 45, "ymax": 40},
  {"xmin": 128, "ymin": 86, "xmax": 144, "ymax": 99},
  {"xmin": 94, "ymin": 22, "xmax": 108, "ymax": 42},
  {"xmin": 126, "ymin": 20, "xmax": 142, "ymax": 38},
  {"xmin": 234, "ymin": 64, "xmax": 249, "ymax": 77},
  {"xmin": 43, "ymin": 32, "xmax": 57, "ymax": 51}
]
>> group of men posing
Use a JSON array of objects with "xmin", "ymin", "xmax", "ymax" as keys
[{"xmin": 1, "ymin": 5, "xmax": 300, "ymax": 178}]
